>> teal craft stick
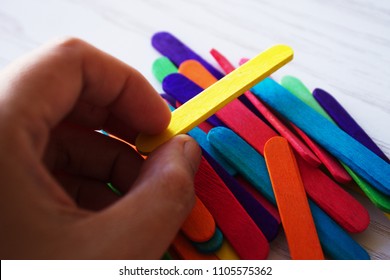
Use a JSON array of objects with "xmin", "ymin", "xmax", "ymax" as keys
[
  {"xmin": 192, "ymin": 227, "xmax": 224, "ymax": 253},
  {"xmin": 207, "ymin": 127, "xmax": 370, "ymax": 260},
  {"xmin": 152, "ymin": 56, "xmax": 178, "ymax": 83},
  {"xmin": 251, "ymin": 78, "xmax": 390, "ymax": 196}
]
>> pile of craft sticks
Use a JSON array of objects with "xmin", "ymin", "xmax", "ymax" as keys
[{"xmin": 136, "ymin": 32, "xmax": 390, "ymax": 260}]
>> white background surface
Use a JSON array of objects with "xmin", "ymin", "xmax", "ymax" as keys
[{"xmin": 1, "ymin": 0, "xmax": 389, "ymax": 259}]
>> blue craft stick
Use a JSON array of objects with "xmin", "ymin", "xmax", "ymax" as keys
[
  {"xmin": 202, "ymin": 149, "xmax": 280, "ymax": 241},
  {"xmin": 251, "ymin": 78, "xmax": 390, "ymax": 196},
  {"xmin": 152, "ymin": 31, "xmax": 224, "ymax": 79},
  {"xmin": 208, "ymin": 127, "xmax": 370, "ymax": 260},
  {"xmin": 192, "ymin": 227, "xmax": 224, "ymax": 253},
  {"xmin": 187, "ymin": 126, "xmax": 237, "ymax": 176},
  {"xmin": 313, "ymin": 88, "xmax": 390, "ymax": 163},
  {"xmin": 162, "ymin": 73, "xmax": 225, "ymax": 127}
]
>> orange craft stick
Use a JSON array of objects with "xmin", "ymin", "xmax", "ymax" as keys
[
  {"xmin": 172, "ymin": 233, "xmax": 219, "ymax": 260},
  {"xmin": 179, "ymin": 60, "xmax": 218, "ymax": 89},
  {"xmin": 181, "ymin": 196, "xmax": 216, "ymax": 243},
  {"xmin": 264, "ymin": 136, "xmax": 324, "ymax": 260}
]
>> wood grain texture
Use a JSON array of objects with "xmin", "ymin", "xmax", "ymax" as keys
[
  {"xmin": 313, "ymin": 88, "xmax": 390, "ymax": 163},
  {"xmin": 208, "ymin": 127, "xmax": 370, "ymax": 259},
  {"xmin": 135, "ymin": 45, "xmax": 293, "ymax": 154},
  {"xmin": 264, "ymin": 136, "xmax": 324, "ymax": 260},
  {"xmin": 251, "ymin": 78, "xmax": 390, "ymax": 196},
  {"xmin": 181, "ymin": 196, "xmax": 216, "ymax": 243},
  {"xmin": 195, "ymin": 157, "xmax": 270, "ymax": 260}
]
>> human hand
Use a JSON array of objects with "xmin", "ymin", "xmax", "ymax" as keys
[{"xmin": 0, "ymin": 38, "xmax": 201, "ymax": 259}]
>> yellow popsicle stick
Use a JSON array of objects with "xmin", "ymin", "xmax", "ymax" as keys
[{"xmin": 136, "ymin": 45, "xmax": 293, "ymax": 154}]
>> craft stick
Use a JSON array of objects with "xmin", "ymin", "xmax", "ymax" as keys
[
  {"xmin": 152, "ymin": 56, "xmax": 178, "ymax": 83},
  {"xmin": 244, "ymin": 92, "xmax": 322, "ymax": 167},
  {"xmin": 290, "ymin": 123, "xmax": 352, "ymax": 183},
  {"xmin": 251, "ymin": 77, "xmax": 390, "ymax": 196},
  {"xmin": 192, "ymin": 226, "xmax": 223, "ymax": 253},
  {"xmin": 181, "ymin": 196, "xmax": 216, "ymax": 243},
  {"xmin": 163, "ymin": 73, "xmax": 225, "ymax": 127},
  {"xmin": 188, "ymin": 125, "xmax": 237, "ymax": 176},
  {"xmin": 215, "ymin": 240, "xmax": 240, "ymax": 260},
  {"xmin": 207, "ymin": 127, "xmax": 370, "ymax": 259},
  {"xmin": 172, "ymin": 233, "xmax": 219, "ymax": 260},
  {"xmin": 282, "ymin": 83, "xmax": 389, "ymax": 211},
  {"xmin": 179, "ymin": 59, "xmax": 218, "ymax": 89},
  {"xmin": 313, "ymin": 88, "xmax": 390, "ymax": 163},
  {"xmin": 264, "ymin": 136, "xmax": 324, "ymax": 260},
  {"xmin": 203, "ymin": 150, "xmax": 280, "ymax": 241},
  {"xmin": 281, "ymin": 75, "xmax": 332, "ymax": 121},
  {"xmin": 161, "ymin": 93, "xmax": 177, "ymax": 107},
  {"xmin": 195, "ymin": 157, "xmax": 269, "ymax": 259},
  {"xmin": 236, "ymin": 176, "xmax": 281, "ymax": 223},
  {"xmin": 212, "ymin": 50, "xmax": 321, "ymax": 166},
  {"xmin": 135, "ymin": 45, "xmax": 293, "ymax": 154},
  {"xmin": 344, "ymin": 164, "xmax": 390, "ymax": 212},
  {"xmin": 152, "ymin": 31, "xmax": 224, "ymax": 79}
]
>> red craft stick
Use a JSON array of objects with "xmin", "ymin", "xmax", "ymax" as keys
[
  {"xmin": 264, "ymin": 137, "xmax": 324, "ymax": 260},
  {"xmin": 195, "ymin": 158, "xmax": 269, "ymax": 259},
  {"xmin": 181, "ymin": 196, "xmax": 216, "ymax": 243},
  {"xmin": 290, "ymin": 123, "xmax": 352, "ymax": 183}
]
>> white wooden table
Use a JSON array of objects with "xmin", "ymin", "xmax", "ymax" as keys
[{"xmin": 1, "ymin": 0, "xmax": 389, "ymax": 260}]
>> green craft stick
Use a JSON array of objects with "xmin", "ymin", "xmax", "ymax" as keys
[
  {"xmin": 281, "ymin": 76, "xmax": 389, "ymax": 212},
  {"xmin": 136, "ymin": 45, "xmax": 294, "ymax": 154},
  {"xmin": 152, "ymin": 56, "xmax": 178, "ymax": 83},
  {"xmin": 281, "ymin": 75, "xmax": 333, "ymax": 122}
]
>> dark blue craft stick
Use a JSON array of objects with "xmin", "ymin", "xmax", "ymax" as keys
[
  {"xmin": 313, "ymin": 88, "xmax": 390, "ymax": 163},
  {"xmin": 192, "ymin": 227, "xmax": 224, "ymax": 253},
  {"xmin": 202, "ymin": 149, "xmax": 280, "ymax": 241},
  {"xmin": 207, "ymin": 127, "xmax": 370, "ymax": 260},
  {"xmin": 152, "ymin": 31, "xmax": 224, "ymax": 79},
  {"xmin": 251, "ymin": 78, "xmax": 390, "ymax": 196},
  {"xmin": 160, "ymin": 93, "xmax": 177, "ymax": 107},
  {"xmin": 162, "ymin": 73, "xmax": 225, "ymax": 127}
]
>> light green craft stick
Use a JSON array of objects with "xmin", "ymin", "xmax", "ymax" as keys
[
  {"xmin": 152, "ymin": 56, "xmax": 178, "ymax": 83},
  {"xmin": 136, "ymin": 45, "xmax": 294, "ymax": 154}
]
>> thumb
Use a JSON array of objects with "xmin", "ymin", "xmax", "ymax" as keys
[{"xmin": 80, "ymin": 135, "xmax": 201, "ymax": 259}]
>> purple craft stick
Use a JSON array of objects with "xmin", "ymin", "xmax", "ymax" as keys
[
  {"xmin": 152, "ymin": 32, "xmax": 224, "ymax": 80},
  {"xmin": 160, "ymin": 93, "xmax": 177, "ymax": 107},
  {"xmin": 313, "ymin": 88, "xmax": 390, "ymax": 163},
  {"xmin": 162, "ymin": 73, "xmax": 225, "ymax": 127},
  {"xmin": 202, "ymin": 150, "xmax": 280, "ymax": 241}
]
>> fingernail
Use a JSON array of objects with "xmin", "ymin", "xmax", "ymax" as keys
[{"xmin": 183, "ymin": 136, "xmax": 202, "ymax": 175}]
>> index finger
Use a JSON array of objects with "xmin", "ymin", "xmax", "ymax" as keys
[{"xmin": 0, "ymin": 38, "xmax": 171, "ymax": 150}]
